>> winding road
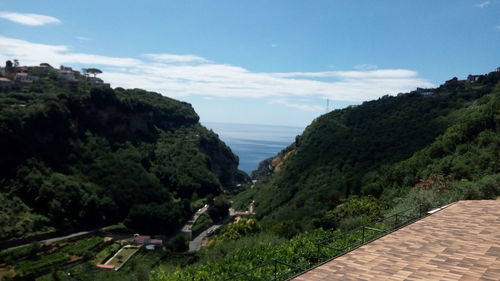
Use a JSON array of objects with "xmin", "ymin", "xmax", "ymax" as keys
[
  {"xmin": 188, "ymin": 202, "xmax": 256, "ymax": 252},
  {"xmin": 180, "ymin": 204, "xmax": 209, "ymax": 240}
]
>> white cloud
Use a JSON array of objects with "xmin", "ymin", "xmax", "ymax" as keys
[
  {"xmin": 76, "ymin": 36, "xmax": 91, "ymax": 41},
  {"xmin": 271, "ymin": 44, "xmax": 278, "ymax": 48},
  {"xmin": 144, "ymin": 53, "xmax": 209, "ymax": 63},
  {"xmin": 0, "ymin": 36, "xmax": 435, "ymax": 104},
  {"xmin": 0, "ymin": 11, "xmax": 60, "ymax": 26},
  {"xmin": 269, "ymin": 99, "xmax": 324, "ymax": 111},
  {"xmin": 476, "ymin": 1, "xmax": 490, "ymax": 8},
  {"xmin": 0, "ymin": 36, "xmax": 139, "ymax": 67},
  {"xmin": 353, "ymin": 64, "xmax": 378, "ymax": 71}
]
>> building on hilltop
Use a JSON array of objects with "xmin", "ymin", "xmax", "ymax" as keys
[
  {"xmin": 88, "ymin": 76, "xmax": 104, "ymax": 85},
  {"xmin": 467, "ymin": 74, "xmax": 481, "ymax": 82},
  {"xmin": 0, "ymin": 77, "xmax": 12, "ymax": 90},
  {"xmin": 14, "ymin": 72, "xmax": 39, "ymax": 84},
  {"xmin": 443, "ymin": 77, "xmax": 458, "ymax": 86},
  {"xmin": 36, "ymin": 63, "xmax": 54, "ymax": 73},
  {"xmin": 415, "ymin": 87, "xmax": 433, "ymax": 96},
  {"xmin": 88, "ymin": 76, "xmax": 110, "ymax": 87},
  {"xmin": 60, "ymin": 65, "xmax": 73, "ymax": 72},
  {"xmin": 58, "ymin": 70, "xmax": 77, "ymax": 81},
  {"xmin": 39, "ymin": 63, "xmax": 53, "ymax": 69},
  {"xmin": 58, "ymin": 65, "xmax": 82, "ymax": 80}
]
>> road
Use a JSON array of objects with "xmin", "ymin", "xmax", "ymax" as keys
[
  {"xmin": 1, "ymin": 228, "xmax": 102, "ymax": 251},
  {"xmin": 188, "ymin": 224, "xmax": 223, "ymax": 252},
  {"xmin": 40, "ymin": 230, "xmax": 95, "ymax": 245},
  {"xmin": 180, "ymin": 204, "xmax": 209, "ymax": 239},
  {"xmin": 188, "ymin": 202, "xmax": 256, "ymax": 252}
]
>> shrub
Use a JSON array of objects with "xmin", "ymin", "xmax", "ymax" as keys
[{"xmin": 167, "ymin": 234, "xmax": 188, "ymax": 253}]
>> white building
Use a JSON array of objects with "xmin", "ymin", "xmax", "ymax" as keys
[
  {"xmin": 58, "ymin": 70, "xmax": 76, "ymax": 81},
  {"xmin": 14, "ymin": 73, "xmax": 39, "ymax": 84}
]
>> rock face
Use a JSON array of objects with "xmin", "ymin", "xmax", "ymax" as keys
[
  {"xmin": 251, "ymin": 143, "xmax": 297, "ymax": 180},
  {"xmin": 199, "ymin": 131, "xmax": 241, "ymax": 188}
]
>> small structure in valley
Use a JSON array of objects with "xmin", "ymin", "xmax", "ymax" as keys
[{"xmin": 133, "ymin": 234, "xmax": 163, "ymax": 250}]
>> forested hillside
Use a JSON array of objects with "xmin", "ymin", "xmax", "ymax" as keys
[
  {"xmin": 237, "ymin": 70, "xmax": 500, "ymax": 232},
  {"xmin": 150, "ymin": 71, "xmax": 499, "ymax": 281},
  {"xmin": 0, "ymin": 74, "xmax": 245, "ymax": 241}
]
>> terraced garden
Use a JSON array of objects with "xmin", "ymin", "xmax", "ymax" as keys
[{"xmin": 105, "ymin": 246, "xmax": 140, "ymax": 269}]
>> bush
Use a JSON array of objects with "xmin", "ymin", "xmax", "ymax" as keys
[
  {"xmin": 269, "ymin": 220, "xmax": 302, "ymax": 239},
  {"xmin": 191, "ymin": 213, "xmax": 213, "ymax": 236},
  {"xmin": 60, "ymin": 237, "xmax": 102, "ymax": 256},
  {"xmin": 338, "ymin": 216, "xmax": 369, "ymax": 232},
  {"xmin": 16, "ymin": 252, "xmax": 69, "ymax": 276},
  {"xmin": 167, "ymin": 234, "xmax": 188, "ymax": 252},
  {"xmin": 314, "ymin": 196, "xmax": 387, "ymax": 230},
  {"xmin": 102, "ymin": 223, "xmax": 130, "ymax": 234},
  {"xmin": 0, "ymin": 242, "xmax": 42, "ymax": 265},
  {"xmin": 208, "ymin": 197, "xmax": 230, "ymax": 222}
]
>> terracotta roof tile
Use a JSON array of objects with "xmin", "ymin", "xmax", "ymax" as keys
[{"xmin": 291, "ymin": 200, "xmax": 500, "ymax": 281}]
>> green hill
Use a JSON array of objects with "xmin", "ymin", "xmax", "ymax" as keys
[
  {"xmin": 237, "ymin": 70, "xmax": 500, "ymax": 231},
  {"xmin": 0, "ymin": 69, "xmax": 245, "ymax": 240},
  {"xmin": 149, "ymin": 70, "xmax": 499, "ymax": 281}
]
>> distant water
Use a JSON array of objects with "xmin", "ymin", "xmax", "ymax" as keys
[{"xmin": 203, "ymin": 122, "xmax": 304, "ymax": 174}]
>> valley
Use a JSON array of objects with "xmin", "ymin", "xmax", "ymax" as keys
[{"xmin": 0, "ymin": 64, "xmax": 499, "ymax": 281}]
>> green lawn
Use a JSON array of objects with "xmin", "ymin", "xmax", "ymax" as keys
[
  {"xmin": 92, "ymin": 243, "xmax": 121, "ymax": 264},
  {"xmin": 37, "ymin": 249, "xmax": 169, "ymax": 281},
  {"xmin": 1, "ymin": 236, "xmax": 105, "ymax": 279},
  {"xmin": 60, "ymin": 237, "xmax": 103, "ymax": 256},
  {"xmin": 106, "ymin": 247, "xmax": 139, "ymax": 268}
]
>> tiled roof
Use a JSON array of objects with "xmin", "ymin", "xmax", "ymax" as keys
[
  {"xmin": 149, "ymin": 239, "xmax": 163, "ymax": 245},
  {"xmin": 291, "ymin": 200, "xmax": 500, "ymax": 281},
  {"xmin": 96, "ymin": 264, "xmax": 115, "ymax": 269}
]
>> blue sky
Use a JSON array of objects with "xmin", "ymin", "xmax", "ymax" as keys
[{"xmin": 0, "ymin": 0, "xmax": 499, "ymax": 126}]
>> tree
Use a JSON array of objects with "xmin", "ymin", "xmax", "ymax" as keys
[
  {"xmin": 82, "ymin": 68, "xmax": 102, "ymax": 78},
  {"xmin": 208, "ymin": 196, "xmax": 230, "ymax": 221},
  {"xmin": 124, "ymin": 203, "xmax": 186, "ymax": 235},
  {"xmin": 5, "ymin": 60, "xmax": 12, "ymax": 72}
]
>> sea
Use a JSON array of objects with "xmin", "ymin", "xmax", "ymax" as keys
[{"xmin": 203, "ymin": 122, "xmax": 304, "ymax": 175}]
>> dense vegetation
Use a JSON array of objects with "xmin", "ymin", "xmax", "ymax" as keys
[
  {"xmin": 146, "ymin": 71, "xmax": 499, "ymax": 281},
  {"xmin": 2, "ymin": 67, "xmax": 499, "ymax": 281},
  {"xmin": 0, "ymin": 72, "xmax": 245, "ymax": 240},
  {"xmin": 235, "ymin": 71, "xmax": 500, "ymax": 232}
]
